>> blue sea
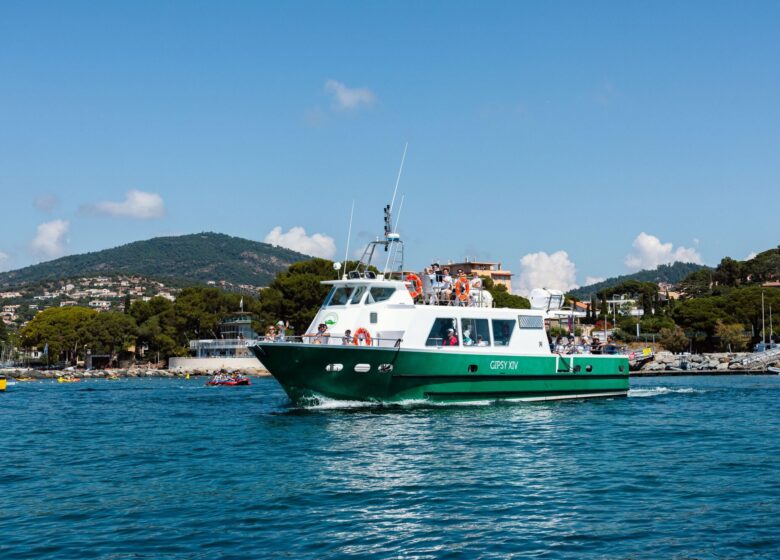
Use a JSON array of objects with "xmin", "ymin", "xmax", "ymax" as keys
[{"xmin": 2, "ymin": 375, "xmax": 780, "ymax": 559}]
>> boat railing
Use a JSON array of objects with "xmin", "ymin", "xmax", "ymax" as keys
[
  {"xmin": 257, "ymin": 335, "xmax": 403, "ymax": 348},
  {"xmin": 189, "ymin": 339, "xmax": 256, "ymax": 351}
]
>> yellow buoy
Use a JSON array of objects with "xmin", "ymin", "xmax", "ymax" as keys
[{"xmin": 0, "ymin": 377, "xmax": 7, "ymax": 392}]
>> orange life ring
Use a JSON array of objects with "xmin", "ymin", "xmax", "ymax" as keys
[
  {"xmin": 353, "ymin": 328, "xmax": 372, "ymax": 346},
  {"xmin": 455, "ymin": 276, "xmax": 470, "ymax": 301},
  {"xmin": 405, "ymin": 273, "xmax": 423, "ymax": 298}
]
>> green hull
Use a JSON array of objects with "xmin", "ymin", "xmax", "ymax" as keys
[{"xmin": 252, "ymin": 343, "xmax": 629, "ymax": 404}]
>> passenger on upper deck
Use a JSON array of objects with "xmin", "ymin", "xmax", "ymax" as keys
[
  {"xmin": 342, "ymin": 329, "xmax": 353, "ymax": 345},
  {"xmin": 441, "ymin": 267, "xmax": 453, "ymax": 301}
]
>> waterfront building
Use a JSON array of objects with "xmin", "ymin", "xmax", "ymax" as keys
[
  {"xmin": 442, "ymin": 259, "xmax": 514, "ymax": 293},
  {"xmin": 169, "ymin": 311, "xmax": 265, "ymax": 372}
]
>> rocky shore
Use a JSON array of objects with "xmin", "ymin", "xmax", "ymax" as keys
[
  {"xmin": 633, "ymin": 351, "xmax": 779, "ymax": 375},
  {"xmin": 0, "ymin": 366, "xmax": 270, "ymax": 380}
]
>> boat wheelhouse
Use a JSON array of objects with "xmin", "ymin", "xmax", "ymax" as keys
[{"xmin": 251, "ymin": 203, "xmax": 629, "ymax": 405}]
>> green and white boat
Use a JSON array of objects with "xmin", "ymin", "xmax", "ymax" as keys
[{"xmin": 252, "ymin": 207, "xmax": 628, "ymax": 405}]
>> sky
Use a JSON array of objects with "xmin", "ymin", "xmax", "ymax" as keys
[{"xmin": 1, "ymin": 1, "xmax": 779, "ymax": 294}]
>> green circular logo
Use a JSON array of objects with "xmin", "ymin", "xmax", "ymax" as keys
[{"xmin": 323, "ymin": 312, "xmax": 338, "ymax": 327}]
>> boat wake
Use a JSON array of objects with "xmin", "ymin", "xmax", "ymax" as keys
[
  {"xmin": 629, "ymin": 386, "xmax": 704, "ymax": 398},
  {"xmin": 296, "ymin": 394, "xmax": 496, "ymax": 411}
]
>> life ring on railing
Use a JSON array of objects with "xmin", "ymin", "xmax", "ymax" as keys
[
  {"xmin": 455, "ymin": 276, "xmax": 470, "ymax": 301},
  {"xmin": 353, "ymin": 328, "xmax": 372, "ymax": 346},
  {"xmin": 405, "ymin": 273, "xmax": 423, "ymax": 298}
]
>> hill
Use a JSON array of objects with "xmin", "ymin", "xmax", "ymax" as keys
[
  {"xmin": 568, "ymin": 262, "xmax": 708, "ymax": 300},
  {"xmin": 0, "ymin": 233, "xmax": 310, "ymax": 289}
]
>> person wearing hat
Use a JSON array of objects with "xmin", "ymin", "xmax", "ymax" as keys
[
  {"xmin": 275, "ymin": 320, "xmax": 289, "ymax": 342},
  {"xmin": 442, "ymin": 327, "xmax": 458, "ymax": 346}
]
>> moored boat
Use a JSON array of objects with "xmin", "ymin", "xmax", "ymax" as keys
[{"xmin": 251, "ymin": 203, "xmax": 628, "ymax": 405}]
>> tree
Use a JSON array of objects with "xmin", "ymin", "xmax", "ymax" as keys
[
  {"xmin": 714, "ymin": 321, "xmax": 749, "ymax": 351},
  {"xmin": 259, "ymin": 259, "xmax": 351, "ymax": 334},
  {"xmin": 679, "ymin": 269, "xmax": 713, "ymax": 298},
  {"xmin": 19, "ymin": 307, "xmax": 98, "ymax": 363},
  {"xmin": 0, "ymin": 319, "xmax": 7, "ymax": 343},
  {"xmin": 714, "ymin": 257, "xmax": 743, "ymax": 287},
  {"xmin": 481, "ymin": 278, "xmax": 530, "ymax": 309},
  {"xmin": 659, "ymin": 326, "xmax": 689, "ymax": 353},
  {"xmin": 84, "ymin": 312, "xmax": 138, "ymax": 358}
]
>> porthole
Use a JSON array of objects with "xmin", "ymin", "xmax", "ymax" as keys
[
  {"xmin": 585, "ymin": 365, "xmax": 593, "ymax": 373},
  {"xmin": 325, "ymin": 364, "xmax": 343, "ymax": 372},
  {"xmin": 354, "ymin": 363, "xmax": 371, "ymax": 373},
  {"xmin": 618, "ymin": 365, "xmax": 624, "ymax": 372},
  {"xmin": 468, "ymin": 364, "xmax": 478, "ymax": 373},
  {"xmin": 573, "ymin": 365, "xmax": 581, "ymax": 373},
  {"xmin": 378, "ymin": 364, "xmax": 393, "ymax": 373}
]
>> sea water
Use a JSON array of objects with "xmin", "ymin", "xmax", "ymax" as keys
[{"xmin": 1, "ymin": 376, "xmax": 779, "ymax": 559}]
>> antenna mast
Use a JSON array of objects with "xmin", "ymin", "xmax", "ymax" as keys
[{"xmin": 342, "ymin": 200, "xmax": 355, "ymax": 279}]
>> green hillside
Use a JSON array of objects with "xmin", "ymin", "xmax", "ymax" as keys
[
  {"xmin": 0, "ymin": 232, "xmax": 310, "ymax": 288},
  {"xmin": 569, "ymin": 262, "xmax": 708, "ymax": 299}
]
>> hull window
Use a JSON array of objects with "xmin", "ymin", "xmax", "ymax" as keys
[
  {"xmin": 378, "ymin": 364, "xmax": 393, "ymax": 373},
  {"xmin": 354, "ymin": 363, "xmax": 371, "ymax": 373},
  {"xmin": 461, "ymin": 318, "xmax": 490, "ymax": 347},
  {"xmin": 492, "ymin": 319, "xmax": 516, "ymax": 346},
  {"xmin": 426, "ymin": 318, "xmax": 460, "ymax": 347},
  {"xmin": 325, "ymin": 364, "xmax": 344, "ymax": 372}
]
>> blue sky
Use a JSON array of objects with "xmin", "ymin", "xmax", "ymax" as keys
[{"xmin": 1, "ymin": 1, "xmax": 778, "ymax": 293}]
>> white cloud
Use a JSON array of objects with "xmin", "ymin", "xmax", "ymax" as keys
[
  {"xmin": 30, "ymin": 219, "xmax": 69, "ymax": 259},
  {"xmin": 34, "ymin": 194, "xmax": 59, "ymax": 212},
  {"xmin": 0, "ymin": 251, "xmax": 10, "ymax": 272},
  {"xmin": 324, "ymin": 79, "xmax": 376, "ymax": 111},
  {"xmin": 585, "ymin": 276, "xmax": 606, "ymax": 286},
  {"xmin": 91, "ymin": 189, "xmax": 165, "ymax": 219},
  {"xmin": 514, "ymin": 250, "xmax": 579, "ymax": 296},
  {"xmin": 264, "ymin": 226, "xmax": 336, "ymax": 259},
  {"xmin": 746, "ymin": 251, "xmax": 758, "ymax": 261},
  {"xmin": 624, "ymin": 232, "xmax": 702, "ymax": 271}
]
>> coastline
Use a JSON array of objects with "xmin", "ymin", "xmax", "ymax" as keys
[{"xmin": 0, "ymin": 366, "xmax": 271, "ymax": 380}]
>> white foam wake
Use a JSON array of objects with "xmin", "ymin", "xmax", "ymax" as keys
[{"xmin": 629, "ymin": 386, "xmax": 703, "ymax": 398}]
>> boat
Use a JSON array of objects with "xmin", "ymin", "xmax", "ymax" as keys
[
  {"xmin": 206, "ymin": 374, "xmax": 251, "ymax": 386},
  {"xmin": 57, "ymin": 375, "xmax": 80, "ymax": 383},
  {"xmin": 0, "ymin": 375, "xmax": 6, "ymax": 392},
  {"xmin": 251, "ymin": 202, "xmax": 629, "ymax": 405}
]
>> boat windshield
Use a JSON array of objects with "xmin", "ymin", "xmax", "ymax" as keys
[{"xmin": 324, "ymin": 286, "xmax": 368, "ymax": 306}]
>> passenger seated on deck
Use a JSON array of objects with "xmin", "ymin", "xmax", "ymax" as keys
[
  {"xmin": 264, "ymin": 326, "xmax": 276, "ymax": 341},
  {"xmin": 591, "ymin": 337, "xmax": 602, "ymax": 354},
  {"xmin": 476, "ymin": 335, "xmax": 488, "ymax": 347},
  {"xmin": 463, "ymin": 329, "xmax": 473, "ymax": 346},
  {"xmin": 342, "ymin": 329, "xmax": 353, "ymax": 345},
  {"xmin": 442, "ymin": 328, "xmax": 458, "ymax": 346}
]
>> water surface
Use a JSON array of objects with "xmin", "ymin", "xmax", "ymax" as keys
[{"xmin": 2, "ymin": 376, "xmax": 779, "ymax": 558}]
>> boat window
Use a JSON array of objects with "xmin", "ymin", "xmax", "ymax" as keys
[
  {"xmin": 327, "ymin": 287, "xmax": 351, "ymax": 306},
  {"xmin": 426, "ymin": 318, "xmax": 459, "ymax": 347},
  {"xmin": 349, "ymin": 286, "xmax": 367, "ymax": 304},
  {"xmin": 367, "ymin": 287, "xmax": 395, "ymax": 304},
  {"xmin": 492, "ymin": 319, "xmax": 515, "ymax": 346},
  {"xmin": 461, "ymin": 318, "xmax": 490, "ymax": 347}
]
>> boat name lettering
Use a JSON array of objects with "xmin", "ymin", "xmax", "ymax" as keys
[{"xmin": 489, "ymin": 360, "xmax": 518, "ymax": 371}]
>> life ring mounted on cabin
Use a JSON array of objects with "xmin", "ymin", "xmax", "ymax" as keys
[
  {"xmin": 405, "ymin": 273, "xmax": 423, "ymax": 299},
  {"xmin": 353, "ymin": 328, "xmax": 372, "ymax": 346},
  {"xmin": 455, "ymin": 276, "xmax": 470, "ymax": 301}
]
